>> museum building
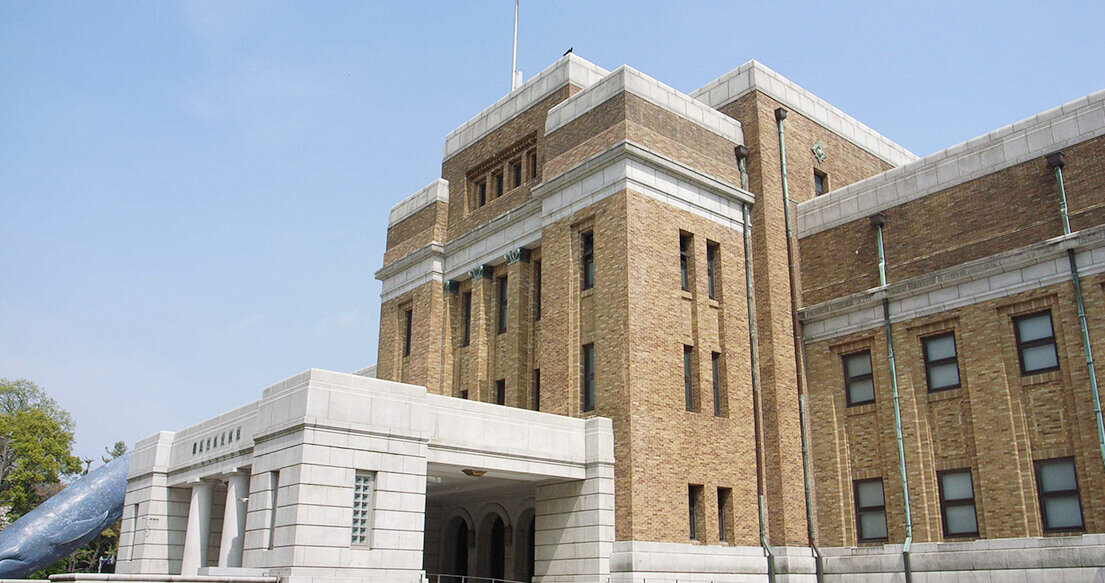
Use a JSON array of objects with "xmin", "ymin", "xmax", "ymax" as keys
[{"xmin": 115, "ymin": 54, "xmax": 1105, "ymax": 582}]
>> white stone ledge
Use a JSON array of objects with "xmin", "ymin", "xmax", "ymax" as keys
[
  {"xmin": 691, "ymin": 60, "xmax": 917, "ymax": 168},
  {"xmin": 387, "ymin": 178, "xmax": 448, "ymax": 227},
  {"xmin": 546, "ymin": 65, "xmax": 744, "ymax": 145},
  {"xmin": 797, "ymin": 87, "xmax": 1105, "ymax": 238}
]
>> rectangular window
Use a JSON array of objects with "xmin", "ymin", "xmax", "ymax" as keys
[
  {"xmin": 494, "ymin": 171, "xmax": 504, "ymax": 198},
  {"xmin": 854, "ymin": 478, "xmax": 888, "ymax": 542},
  {"xmin": 477, "ymin": 180, "xmax": 487, "ymax": 207},
  {"xmin": 712, "ymin": 352, "xmax": 724, "ymax": 417},
  {"xmin": 680, "ymin": 233, "xmax": 692, "ymax": 292},
  {"xmin": 460, "ymin": 389, "xmax": 468, "ymax": 400},
  {"xmin": 582, "ymin": 343, "xmax": 595, "ymax": 412},
  {"xmin": 717, "ymin": 487, "xmax": 732, "ymax": 542},
  {"xmin": 462, "ymin": 291, "xmax": 472, "ymax": 346},
  {"xmin": 402, "ymin": 308, "xmax": 413, "ymax": 357},
  {"xmin": 937, "ymin": 469, "xmax": 978, "ymax": 537},
  {"xmin": 706, "ymin": 242, "xmax": 719, "ymax": 300},
  {"xmin": 497, "ymin": 275, "xmax": 508, "ymax": 334},
  {"xmin": 923, "ymin": 332, "xmax": 960, "ymax": 392},
  {"xmin": 533, "ymin": 260, "xmax": 542, "ymax": 321},
  {"xmin": 843, "ymin": 350, "xmax": 875, "ymax": 406},
  {"xmin": 495, "ymin": 379, "xmax": 506, "ymax": 406},
  {"xmin": 512, "ymin": 159, "xmax": 522, "ymax": 188},
  {"xmin": 688, "ymin": 485, "xmax": 703, "ymax": 541},
  {"xmin": 268, "ymin": 471, "xmax": 281, "ymax": 549},
  {"xmin": 814, "ymin": 169, "xmax": 828, "ymax": 196},
  {"xmin": 351, "ymin": 471, "xmax": 376, "ymax": 546},
  {"xmin": 528, "ymin": 149, "xmax": 538, "ymax": 179},
  {"xmin": 1015, "ymin": 311, "xmax": 1060, "ymax": 375},
  {"xmin": 684, "ymin": 345, "xmax": 695, "ymax": 412},
  {"xmin": 533, "ymin": 369, "xmax": 540, "ymax": 411},
  {"xmin": 581, "ymin": 231, "xmax": 594, "ymax": 290},
  {"xmin": 1035, "ymin": 458, "xmax": 1084, "ymax": 532}
]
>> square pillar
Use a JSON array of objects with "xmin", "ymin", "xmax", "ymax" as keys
[{"xmin": 180, "ymin": 480, "xmax": 214, "ymax": 575}]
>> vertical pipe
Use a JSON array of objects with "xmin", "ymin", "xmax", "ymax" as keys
[
  {"xmin": 774, "ymin": 108, "xmax": 823, "ymax": 582},
  {"xmin": 1047, "ymin": 152, "xmax": 1105, "ymax": 473},
  {"xmin": 510, "ymin": 0, "xmax": 520, "ymax": 90},
  {"xmin": 871, "ymin": 213, "xmax": 912, "ymax": 582},
  {"xmin": 742, "ymin": 198, "xmax": 774, "ymax": 583}
]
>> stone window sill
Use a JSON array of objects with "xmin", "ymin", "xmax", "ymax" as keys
[
  {"xmin": 845, "ymin": 402, "xmax": 877, "ymax": 417},
  {"xmin": 926, "ymin": 386, "xmax": 965, "ymax": 403},
  {"xmin": 1020, "ymin": 369, "xmax": 1062, "ymax": 386}
]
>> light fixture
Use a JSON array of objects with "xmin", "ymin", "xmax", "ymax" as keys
[{"xmin": 462, "ymin": 469, "xmax": 486, "ymax": 477}]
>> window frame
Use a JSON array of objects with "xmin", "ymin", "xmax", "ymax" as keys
[
  {"xmin": 683, "ymin": 345, "xmax": 695, "ymax": 412},
  {"xmin": 706, "ymin": 241, "xmax": 719, "ymax": 300},
  {"xmin": 712, "ymin": 351, "xmax": 724, "ymax": 417},
  {"xmin": 922, "ymin": 331, "xmax": 961, "ymax": 393},
  {"xmin": 680, "ymin": 233, "xmax": 692, "ymax": 292},
  {"xmin": 936, "ymin": 468, "xmax": 979, "ymax": 538},
  {"xmin": 497, "ymin": 275, "xmax": 508, "ymax": 334},
  {"xmin": 495, "ymin": 379, "xmax": 506, "ymax": 406},
  {"xmin": 581, "ymin": 343, "xmax": 595, "ymax": 412},
  {"xmin": 402, "ymin": 308, "xmax": 413, "ymax": 357},
  {"xmin": 1034, "ymin": 457, "xmax": 1085, "ymax": 533},
  {"xmin": 1014, "ymin": 311, "xmax": 1061, "ymax": 376},
  {"xmin": 533, "ymin": 260, "xmax": 542, "ymax": 321},
  {"xmin": 511, "ymin": 159, "xmax": 522, "ymax": 188},
  {"xmin": 494, "ymin": 171, "xmax": 504, "ymax": 198},
  {"xmin": 533, "ymin": 368, "xmax": 540, "ymax": 411},
  {"xmin": 717, "ymin": 487, "xmax": 732, "ymax": 543},
  {"xmin": 581, "ymin": 231, "xmax": 594, "ymax": 291},
  {"xmin": 476, "ymin": 180, "xmax": 487, "ymax": 207},
  {"xmin": 528, "ymin": 149, "xmax": 538, "ymax": 180},
  {"xmin": 461, "ymin": 291, "xmax": 472, "ymax": 346},
  {"xmin": 814, "ymin": 169, "xmax": 828, "ymax": 197},
  {"xmin": 688, "ymin": 484, "xmax": 703, "ymax": 541},
  {"xmin": 853, "ymin": 478, "xmax": 888, "ymax": 543},
  {"xmin": 351, "ymin": 471, "xmax": 376, "ymax": 547},
  {"xmin": 843, "ymin": 350, "xmax": 875, "ymax": 407}
]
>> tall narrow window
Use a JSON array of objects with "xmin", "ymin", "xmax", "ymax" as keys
[
  {"xmin": 717, "ymin": 487, "xmax": 732, "ymax": 542},
  {"xmin": 1035, "ymin": 458, "xmax": 1084, "ymax": 532},
  {"xmin": 1015, "ymin": 311, "xmax": 1060, "ymax": 375},
  {"xmin": 533, "ymin": 260, "xmax": 542, "ymax": 321},
  {"xmin": 683, "ymin": 345, "xmax": 695, "ymax": 412},
  {"xmin": 854, "ymin": 478, "xmax": 888, "ymax": 542},
  {"xmin": 512, "ymin": 159, "xmax": 522, "ymax": 188},
  {"xmin": 680, "ymin": 233, "xmax": 692, "ymax": 292},
  {"xmin": 688, "ymin": 485, "xmax": 703, "ymax": 541},
  {"xmin": 814, "ymin": 169, "xmax": 828, "ymax": 196},
  {"xmin": 706, "ymin": 242, "xmax": 719, "ymax": 300},
  {"xmin": 533, "ymin": 369, "xmax": 540, "ymax": 411},
  {"xmin": 923, "ymin": 332, "xmax": 960, "ymax": 392},
  {"xmin": 460, "ymin": 389, "xmax": 469, "ymax": 400},
  {"xmin": 477, "ymin": 181, "xmax": 487, "ymax": 207},
  {"xmin": 462, "ymin": 291, "xmax": 472, "ymax": 346},
  {"xmin": 402, "ymin": 308, "xmax": 413, "ymax": 357},
  {"xmin": 497, "ymin": 275, "xmax": 508, "ymax": 334},
  {"xmin": 581, "ymin": 231, "xmax": 594, "ymax": 290},
  {"xmin": 582, "ymin": 343, "xmax": 595, "ymax": 412},
  {"xmin": 843, "ymin": 350, "xmax": 875, "ymax": 406},
  {"xmin": 495, "ymin": 379, "xmax": 506, "ymax": 406},
  {"xmin": 712, "ymin": 352, "xmax": 724, "ymax": 417},
  {"xmin": 268, "ymin": 471, "xmax": 281, "ymax": 550},
  {"xmin": 528, "ymin": 149, "xmax": 538, "ymax": 180},
  {"xmin": 494, "ymin": 171, "xmax": 504, "ymax": 198},
  {"xmin": 351, "ymin": 471, "xmax": 376, "ymax": 546},
  {"xmin": 937, "ymin": 469, "xmax": 978, "ymax": 537}
]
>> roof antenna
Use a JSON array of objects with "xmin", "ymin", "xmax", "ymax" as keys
[{"xmin": 510, "ymin": 0, "xmax": 522, "ymax": 91}]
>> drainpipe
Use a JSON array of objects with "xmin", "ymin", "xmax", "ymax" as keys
[
  {"xmin": 870, "ymin": 212, "xmax": 913, "ymax": 583},
  {"xmin": 738, "ymin": 147, "xmax": 775, "ymax": 582},
  {"xmin": 774, "ymin": 108, "xmax": 824, "ymax": 583},
  {"xmin": 1046, "ymin": 152, "xmax": 1105, "ymax": 472}
]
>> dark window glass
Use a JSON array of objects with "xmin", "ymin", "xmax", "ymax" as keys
[
  {"xmin": 534, "ymin": 261, "xmax": 542, "ymax": 321},
  {"xmin": 497, "ymin": 275, "xmax": 508, "ymax": 334},
  {"xmin": 680, "ymin": 233, "xmax": 692, "ymax": 292},
  {"xmin": 512, "ymin": 160, "xmax": 522, "ymax": 188},
  {"xmin": 495, "ymin": 172, "xmax": 504, "ymax": 198},
  {"xmin": 528, "ymin": 150, "xmax": 538, "ymax": 179},
  {"xmin": 854, "ymin": 478, "xmax": 888, "ymax": 542},
  {"xmin": 495, "ymin": 379, "xmax": 506, "ymax": 406},
  {"xmin": 477, "ymin": 181, "xmax": 486, "ymax": 207},
  {"xmin": 938, "ymin": 469, "xmax": 978, "ymax": 537},
  {"xmin": 1015, "ymin": 311, "xmax": 1060, "ymax": 375},
  {"xmin": 1035, "ymin": 458, "xmax": 1084, "ymax": 531},
  {"xmin": 684, "ymin": 345, "xmax": 695, "ymax": 412},
  {"xmin": 533, "ymin": 369, "xmax": 540, "ymax": 411},
  {"xmin": 582, "ymin": 343, "xmax": 595, "ymax": 412},
  {"xmin": 843, "ymin": 351, "xmax": 875, "ymax": 406},
  {"xmin": 923, "ymin": 332, "xmax": 961, "ymax": 392},
  {"xmin": 462, "ymin": 291, "xmax": 472, "ymax": 346},
  {"xmin": 460, "ymin": 389, "xmax": 468, "ymax": 400},
  {"xmin": 712, "ymin": 352, "xmax": 723, "ymax": 417},
  {"xmin": 581, "ymin": 232, "xmax": 594, "ymax": 290},
  {"xmin": 706, "ymin": 242, "xmax": 719, "ymax": 300},
  {"xmin": 814, "ymin": 170, "xmax": 828, "ymax": 196},
  {"xmin": 717, "ymin": 487, "xmax": 732, "ymax": 542},
  {"xmin": 688, "ymin": 485, "xmax": 703, "ymax": 541},
  {"xmin": 403, "ymin": 309, "xmax": 413, "ymax": 357}
]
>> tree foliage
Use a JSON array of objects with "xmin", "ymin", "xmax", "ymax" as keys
[
  {"xmin": 0, "ymin": 378, "xmax": 75, "ymax": 434},
  {"xmin": 0, "ymin": 409, "xmax": 82, "ymax": 517}
]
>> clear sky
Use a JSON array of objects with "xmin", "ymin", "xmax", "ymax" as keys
[{"xmin": 3, "ymin": 1, "xmax": 1104, "ymax": 463}]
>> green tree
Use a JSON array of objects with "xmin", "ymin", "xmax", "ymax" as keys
[
  {"xmin": 102, "ymin": 441, "xmax": 127, "ymax": 464},
  {"xmin": 0, "ymin": 379, "xmax": 75, "ymax": 434},
  {"xmin": 0, "ymin": 409, "xmax": 82, "ymax": 517}
]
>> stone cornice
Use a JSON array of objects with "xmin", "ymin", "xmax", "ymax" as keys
[{"xmin": 374, "ymin": 242, "xmax": 445, "ymax": 281}]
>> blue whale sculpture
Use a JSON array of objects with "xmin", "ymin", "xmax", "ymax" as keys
[{"xmin": 0, "ymin": 452, "xmax": 130, "ymax": 578}]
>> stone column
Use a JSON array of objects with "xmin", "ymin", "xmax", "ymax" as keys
[
  {"xmin": 180, "ymin": 480, "xmax": 213, "ymax": 575},
  {"xmin": 218, "ymin": 472, "xmax": 250, "ymax": 568}
]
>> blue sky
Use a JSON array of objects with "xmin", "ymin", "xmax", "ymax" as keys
[{"xmin": 3, "ymin": 1, "xmax": 1104, "ymax": 463}]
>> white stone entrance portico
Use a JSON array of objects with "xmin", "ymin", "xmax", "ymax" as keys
[{"xmin": 116, "ymin": 369, "xmax": 614, "ymax": 583}]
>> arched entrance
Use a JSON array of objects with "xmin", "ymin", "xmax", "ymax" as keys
[
  {"xmin": 513, "ymin": 508, "xmax": 536, "ymax": 582},
  {"xmin": 487, "ymin": 515, "xmax": 506, "ymax": 580},
  {"xmin": 441, "ymin": 515, "xmax": 470, "ymax": 581}
]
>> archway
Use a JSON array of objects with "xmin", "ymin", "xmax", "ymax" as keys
[
  {"xmin": 513, "ymin": 508, "xmax": 536, "ymax": 582},
  {"xmin": 487, "ymin": 515, "xmax": 505, "ymax": 579},
  {"xmin": 440, "ymin": 515, "xmax": 471, "ymax": 581},
  {"xmin": 476, "ymin": 504, "xmax": 511, "ymax": 579}
]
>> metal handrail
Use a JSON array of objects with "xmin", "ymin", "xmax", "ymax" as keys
[{"xmin": 424, "ymin": 575, "xmax": 527, "ymax": 583}]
